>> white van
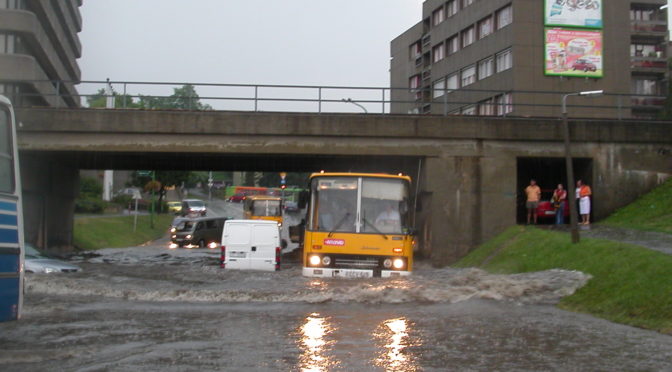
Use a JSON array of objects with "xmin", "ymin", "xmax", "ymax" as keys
[{"xmin": 220, "ymin": 220, "xmax": 281, "ymax": 271}]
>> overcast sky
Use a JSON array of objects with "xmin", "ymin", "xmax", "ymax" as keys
[{"xmin": 78, "ymin": 1, "xmax": 425, "ymax": 111}]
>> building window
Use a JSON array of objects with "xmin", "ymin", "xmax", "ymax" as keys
[
  {"xmin": 447, "ymin": 0, "xmax": 458, "ymax": 17},
  {"xmin": 630, "ymin": 9, "xmax": 656, "ymax": 21},
  {"xmin": 447, "ymin": 73, "xmax": 459, "ymax": 90},
  {"xmin": 461, "ymin": 26, "xmax": 475, "ymax": 48},
  {"xmin": 478, "ymin": 98, "xmax": 496, "ymax": 116},
  {"xmin": 461, "ymin": 65, "xmax": 476, "ymax": 87},
  {"xmin": 0, "ymin": 0, "xmax": 26, "ymax": 9},
  {"xmin": 433, "ymin": 79, "xmax": 446, "ymax": 99},
  {"xmin": 478, "ymin": 57, "xmax": 494, "ymax": 80},
  {"xmin": 432, "ymin": 43, "xmax": 445, "ymax": 63},
  {"xmin": 478, "ymin": 16, "xmax": 493, "ymax": 39},
  {"xmin": 410, "ymin": 41, "xmax": 422, "ymax": 59},
  {"xmin": 495, "ymin": 93, "xmax": 513, "ymax": 115},
  {"xmin": 409, "ymin": 75, "xmax": 421, "ymax": 90},
  {"xmin": 447, "ymin": 35, "xmax": 459, "ymax": 54},
  {"xmin": 630, "ymin": 44, "xmax": 660, "ymax": 58},
  {"xmin": 461, "ymin": 0, "xmax": 475, "ymax": 9},
  {"xmin": 432, "ymin": 6, "xmax": 445, "ymax": 26},
  {"xmin": 496, "ymin": 49, "xmax": 512, "ymax": 72},
  {"xmin": 461, "ymin": 105, "xmax": 477, "ymax": 115},
  {"xmin": 632, "ymin": 78, "xmax": 661, "ymax": 95},
  {"xmin": 496, "ymin": 5, "xmax": 512, "ymax": 30}
]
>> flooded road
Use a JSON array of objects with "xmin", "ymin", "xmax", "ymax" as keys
[{"xmin": 2, "ymin": 239, "xmax": 672, "ymax": 371}]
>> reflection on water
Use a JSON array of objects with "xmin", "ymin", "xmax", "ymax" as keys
[
  {"xmin": 298, "ymin": 313, "xmax": 337, "ymax": 372},
  {"xmin": 374, "ymin": 317, "xmax": 420, "ymax": 372}
]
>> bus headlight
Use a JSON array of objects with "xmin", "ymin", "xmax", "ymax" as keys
[
  {"xmin": 309, "ymin": 255, "xmax": 321, "ymax": 266},
  {"xmin": 321, "ymin": 256, "xmax": 331, "ymax": 266},
  {"xmin": 383, "ymin": 258, "xmax": 392, "ymax": 269},
  {"xmin": 393, "ymin": 258, "xmax": 405, "ymax": 269}
]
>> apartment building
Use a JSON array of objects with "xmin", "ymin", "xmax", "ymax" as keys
[
  {"xmin": 0, "ymin": 0, "xmax": 82, "ymax": 108},
  {"xmin": 390, "ymin": 0, "xmax": 668, "ymax": 119}
]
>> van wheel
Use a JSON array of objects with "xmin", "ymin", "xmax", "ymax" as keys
[
  {"xmin": 198, "ymin": 240, "xmax": 205, "ymax": 248},
  {"xmin": 281, "ymin": 239, "xmax": 288, "ymax": 249}
]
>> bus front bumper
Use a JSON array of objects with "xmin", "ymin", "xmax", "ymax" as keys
[{"xmin": 302, "ymin": 267, "xmax": 410, "ymax": 278}]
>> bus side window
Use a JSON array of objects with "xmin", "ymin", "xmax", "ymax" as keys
[{"xmin": 0, "ymin": 108, "xmax": 13, "ymax": 193}]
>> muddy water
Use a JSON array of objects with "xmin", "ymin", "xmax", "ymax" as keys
[{"xmin": 1, "ymin": 246, "xmax": 671, "ymax": 371}]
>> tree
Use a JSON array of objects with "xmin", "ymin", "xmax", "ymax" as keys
[
  {"xmin": 130, "ymin": 171, "xmax": 195, "ymax": 212},
  {"xmin": 138, "ymin": 84, "xmax": 213, "ymax": 110}
]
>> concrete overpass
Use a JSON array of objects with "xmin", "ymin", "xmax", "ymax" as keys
[{"xmin": 15, "ymin": 107, "xmax": 672, "ymax": 265}]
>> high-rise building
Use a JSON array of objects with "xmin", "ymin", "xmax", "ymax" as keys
[
  {"xmin": 0, "ymin": 0, "xmax": 82, "ymax": 108},
  {"xmin": 390, "ymin": 0, "xmax": 668, "ymax": 119}
]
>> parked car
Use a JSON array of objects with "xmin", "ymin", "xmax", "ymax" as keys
[
  {"xmin": 536, "ymin": 190, "xmax": 570, "ymax": 220},
  {"xmin": 227, "ymin": 193, "xmax": 247, "ymax": 203},
  {"xmin": 169, "ymin": 216, "xmax": 227, "ymax": 249},
  {"xmin": 24, "ymin": 244, "xmax": 82, "ymax": 273},
  {"xmin": 284, "ymin": 201, "xmax": 299, "ymax": 212},
  {"xmin": 167, "ymin": 201, "xmax": 182, "ymax": 214},
  {"xmin": 572, "ymin": 59, "xmax": 597, "ymax": 72},
  {"xmin": 180, "ymin": 199, "xmax": 207, "ymax": 217}
]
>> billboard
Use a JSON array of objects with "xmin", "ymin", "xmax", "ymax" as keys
[
  {"xmin": 545, "ymin": 0, "xmax": 602, "ymax": 28},
  {"xmin": 545, "ymin": 28, "xmax": 603, "ymax": 78}
]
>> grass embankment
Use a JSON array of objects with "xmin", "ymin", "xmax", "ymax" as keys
[
  {"xmin": 455, "ymin": 226, "xmax": 672, "ymax": 334},
  {"xmin": 74, "ymin": 214, "xmax": 174, "ymax": 251},
  {"xmin": 603, "ymin": 178, "xmax": 672, "ymax": 234}
]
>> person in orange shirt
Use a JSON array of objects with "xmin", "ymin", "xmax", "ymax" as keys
[
  {"xmin": 578, "ymin": 180, "xmax": 592, "ymax": 225},
  {"xmin": 525, "ymin": 179, "xmax": 541, "ymax": 225}
]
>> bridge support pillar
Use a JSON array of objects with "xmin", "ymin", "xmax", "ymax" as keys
[
  {"xmin": 20, "ymin": 153, "xmax": 79, "ymax": 251},
  {"xmin": 422, "ymin": 155, "xmax": 482, "ymax": 266}
]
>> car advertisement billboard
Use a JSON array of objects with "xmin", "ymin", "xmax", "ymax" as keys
[
  {"xmin": 545, "ymin": 28, "xmax": 603, "ymax": 78},
  {"xmin": 545, "ymin": 0, "xmax": 602, "ymax": 28}
]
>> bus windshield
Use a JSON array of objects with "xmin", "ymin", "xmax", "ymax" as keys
[
  {"xmin": 252, "ymin": 200, "xmax": 281, "ymax": 217},
  {"xmin": 310, "ymin": 176, "xmax": 410, "ymax": 234}
]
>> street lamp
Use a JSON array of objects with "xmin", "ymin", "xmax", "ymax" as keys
[
  {"xmin": 561, "ymin": 89, "xmax": 603, "ymax": 243},
  {"xmin": 342, "ymin": 98, "xmax": 368, "ymax": 113}
]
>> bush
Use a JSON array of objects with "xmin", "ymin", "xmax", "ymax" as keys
[
  {"xmin": 75, "ymin": 196, "xmax": 107, "ymax": 214},
  {"xmin": 80, "ymin": 176, "xmax": 103, "ymax": 198}
]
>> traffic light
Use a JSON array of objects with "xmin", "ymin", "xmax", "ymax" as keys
[{"xmin": 280, "ymin": 184, "xmax": 286, "ymax": 190}]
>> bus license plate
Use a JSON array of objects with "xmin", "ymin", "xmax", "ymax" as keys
[{"xmin": 335, "ymin": 270, "xmax": 372, "ymax": 278}]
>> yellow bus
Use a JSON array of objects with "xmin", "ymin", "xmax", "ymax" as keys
[
  {"xmin": 301, "ymin": 172, "xmax": 414, "ymax": 278},
  {"xmin": 243, "ymin": 195, "xmax": 283, "ymax": 226}
]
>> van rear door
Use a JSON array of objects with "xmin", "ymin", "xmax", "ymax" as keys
[
  {"xmin": 249, "ymin": 223, "xmax": 279, "ymax": 271},
  {"xmin": 223, "ymin": 222, "xmax": 251, "ymax": 270}
]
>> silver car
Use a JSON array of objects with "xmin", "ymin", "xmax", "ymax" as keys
[{"xmin": 24, "ymin": 244, "xmax": 82, "ymax": 273}]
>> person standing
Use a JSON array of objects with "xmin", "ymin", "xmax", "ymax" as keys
[
  {"xmin": 552, "ymin": 184, "xmax": 567, "ymax": 225},
  {"xmin": 525, "ymin": 179, "xmax": 541, "ymax": 225},
  {"xmin": 578, "ymin": 180, "xmax": 592, "ymax": 225}
]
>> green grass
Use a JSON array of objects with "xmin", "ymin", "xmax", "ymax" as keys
[
  {"xmin": 603, "ymin": 178, "xmax": 672, "ymax": 234},
  {"xmin": 455, "ymin": 226, "xmax": 672, "ymax": 334},
  {"xmin": 74, "ymin": 214, "xmax": 174, "ymax": 251}
]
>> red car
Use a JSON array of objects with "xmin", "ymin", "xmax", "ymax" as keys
[
  {"xmin": 227, "ymin": 193, "xmax": 247, "ymax": 203},
  {"xmin": 572, "ymin": 59, "xmax": 597, "ymax": 72},
  {"xmin": 536, "ymin": 190, "xmax": 569, "ymax": 220}
]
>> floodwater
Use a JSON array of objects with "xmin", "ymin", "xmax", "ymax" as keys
[{"xmin": 2, "ymin": 242, "xmax": 672, "ymax": 371}]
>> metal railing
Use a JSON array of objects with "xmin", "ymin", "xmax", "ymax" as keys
[{"xmin": 1, "ymin": 79, "xmax": 670, "ymax": 120}]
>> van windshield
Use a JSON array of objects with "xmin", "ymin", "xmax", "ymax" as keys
[{"xmin": 176, "ymin": 221, "xmax": 196, "ymax": 231}]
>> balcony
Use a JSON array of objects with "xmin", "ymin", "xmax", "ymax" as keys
[
  {"xmin": 631, "ymin": 56, "xmax": 668, "ymax": 73},
  {"xmin": 631, "ymin": 95, "xmax": 666, "ymax": 108},
  {"xmin": 631, "ymin": 20, "xmax": 668, "ymax": 36}
]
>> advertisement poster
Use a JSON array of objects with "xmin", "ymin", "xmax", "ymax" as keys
[
  {"xmin": 545, "ymin": 28, "xmax": 603, "ymax": 77},
  {"xmin": 545, "ymin": 0, "xmax": 602, "ymax": 28}
]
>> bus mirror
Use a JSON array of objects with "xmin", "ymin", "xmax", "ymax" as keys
[{"xmin": 298, "ymin": 191, "xmax": 309, "ymax": 209}]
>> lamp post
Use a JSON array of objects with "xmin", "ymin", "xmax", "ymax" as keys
[
  {"xmin": 561, "ymin": 90, "xmax": 603, "ymax": 243},
  {"xmin": 342, "ymin": 98, "xmax": 368, "ymax": 113}
]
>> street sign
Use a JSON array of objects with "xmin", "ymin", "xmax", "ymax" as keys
[
  {"xmin": 280, "ymin": 179, "xmax": 286, "ymax": 185},
  {"xmin": 137, "ymin": 170, "xmax": 151, "ymax": 176}
]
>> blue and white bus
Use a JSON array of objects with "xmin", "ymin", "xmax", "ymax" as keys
[{"xmin": 0, "ymin": 95, "xmax": 23, "ymax": 322}]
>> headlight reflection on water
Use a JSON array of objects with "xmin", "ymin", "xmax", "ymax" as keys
[
  {"xmin": 298, "ymin": 313, "xmax": 338, "ymax": 372},
  {"xmin": 374, "ymin": 317, "xmax": 420, "ymax": 372}
]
